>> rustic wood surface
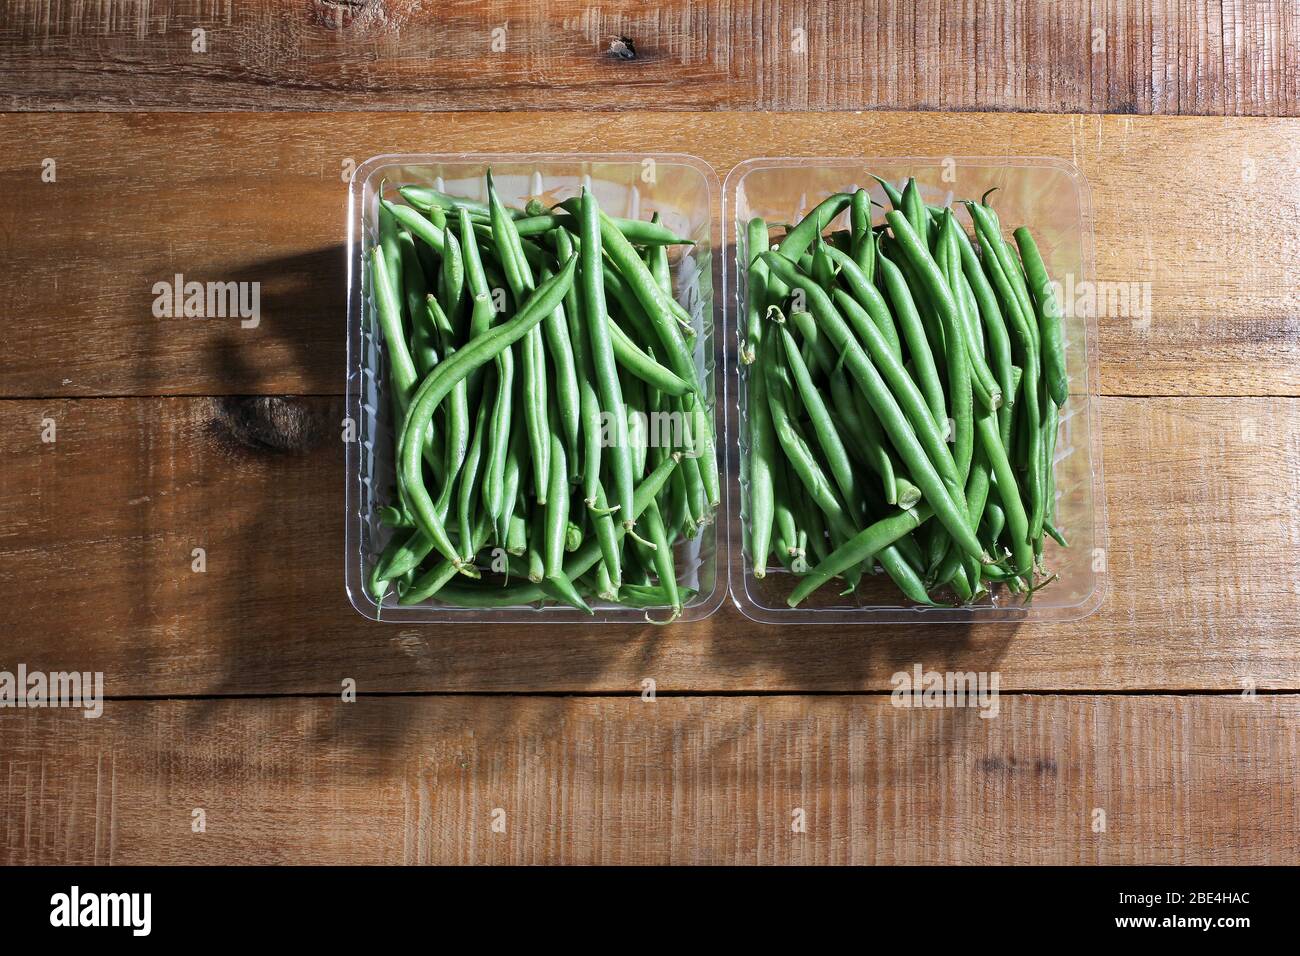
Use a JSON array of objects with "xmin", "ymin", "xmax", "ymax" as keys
[
  {"xmin": 2, "ymin": 111, "xmax": 1298, "ymax": 400},
  {"xmin": 3, "ymin": 0, "xmax": 1299, "ymax": 863},
  {"xmin": 3, "ymin": 695, "xmax": 1295, "ymax": 865},
  {"xmin": 3, "ymin": 394, "xmax": 1298, "ymax": 694},
  {"xmin": 1, "ymin": 1, "xmax": 1297, "ymax": 115}
]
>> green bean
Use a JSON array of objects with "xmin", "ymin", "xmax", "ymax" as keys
[
  {"xmin": 949, "ymin": 565, "xmax": 975, "ymax": 602},
  {"xmin": 901, "ymin": 178, "xmax": 931, "ymax": 249},
  {"xmin": 747, "ymin": 332, "xmax": 777, "ymax": 576},
  {"xmin": 590, "ymin": 483, "xmax": 623, "ymax": 590},
  {"xmin": 968, "ymin": 208, "xmax": 1044, "ymax": 540},
  {"xmin": 543, "ymin": 426, "xmax": 569, "ymax": 580},
  {"xmin": 778, "ymin": 192, "xmax": 852, "ymax": 261},
  {"xmin": 743, "ymin": 217, "xmax": 770, "ymax": 365},
  {"xmin": 610, "ymin": 582, "xmax": 697, "ymax": 610},
  {"xmin": 775, "ymin": 320, "xmax": 860, "ymax": 512},
  {"xmin": 592, "ymin": 215, "xmax": 697, "ymax": 393},
  {"xmin": 369, "ymin": 529, "xmax": 416, "ymax": 603},
  {"xmin": 788, "ymin": 505, "xmax": 934, "ymax": 606},
  {"xmin": 457, "ymin": 394, "xmax": 491, "ymax": 559},
  {"xmin": 382, "ymin": 199, "xmax": 445, "ymax": 256},
  {"xmin": 609, "ymin": 320, "xmax": 693, "ymax": 395},
  {"xmin": 1013, "ymin": 227, "xmax": 1068, "ymax": 408},
  {"xmin": 551, "ymin": 228, "xmax": 603, "ymax": 492},
  {"xmin": 936, "ymin": 224, "xmax": 974, "ymax": 484},
  {"xmin": 890, "ymin": 210, "xmax": 1001, "ymax": 410},
  {"xmin": 794, "ymin": 479, "xmax": 831, "ymax": 566},
  {"xmin": 579, "ymin": 187, "xmax": 636, "ymax": 537},
  {"xmin": 932, "ymin": 442, "xmax": 991, "ymax": 595},
  {"xmin": 879, "ymin": 543, "xmax": 943, "ymax": 606},
  {"xmin": 761, "ymin": 252, "xmax": 984, "ymax": 563},
  {"xmin": 826, "ymin": 285, "xmax": 961, "ymax": 489},
  {"xmin": 506, "ymin": 509, "xmax": 527, "ymax": 554},
  {"xmin": 875, "ymin": 246, "xmax": 947, "ymax": 432},
  {"xmin": 764, "ymin": 358, "xmax": 858, "ymax": 544},
  {"xmin": 982, "ymin": 499, "xmax": 1006, "ymax": 552},
  {"xmin": 822, "ymin": 245, "xmax": 902, "ymax": 361},
  {"xmin": 677, "ymin": 438, "xmax": 708, "ymax": 531},
  {"xmin": 526, "ymin": 504, "xmax": 545, "ymax": 583},
  {"xmin": 370, "ymin": 246, "xmax": 418, "ymax": 409},
  {"xmin": 377, "ymin": 199, "xmax": 405, "ymax": 308},
  {"xmin": 552, "ymin": 199, "xmax": 693, "ymax": 246},
  {"xmin": 487, "ymin": 172, "xmax": 549, "ymax": 503},
  {"xmin": 398, "ymin": 513, "xmax": 491, "ymax": 606},
  {"xmin": 425, "ymin": 295, "xmax": 470, "ymax": 522},
  {"xmin": 623, "ymin": 371, "xmax": 648, "ymax": 480},
  {"xmin": 1041, "ymin": 398, "xmax": 1060, "ymax": 533},
  {"xmin": 939, "ymin": 212, "xmax": 1001, "ymax": 411},
  {"xmin": 869, "ymin": 174, "xmax": 904, "ymax": 209},
  {"xmin": 975, "ymin": 412, "xmax": 1033, "ymax": 577},
  {"xmin": 689, "ymin": 396, "xmax": 720, "ymax": 509},
  {"xmin": 399, "ymin": 233, "xmax": 438, "ymax": 377},
  {"xmin": 498, "ymin": 391, "xmax": 526, "ymax": 547},
  {"xmin": 642, "ymin": 500, "xmax": 680, "ymax": 618},
  {"xmin": 850, "ymin": 188, "xmax": 873, "ymax": 278},
  {"xmin": 399, "ymin": 256, "xmax": 575, "ymax": 572},
  {"xmin": 811, "ymin": 234, "xmax": 836, "ymax": 289},
  {"xmin": 399, "ymin": 186, "xmax": 496, "ymax": 220},
  {"xmin": 1001, "ymin": 235, "xmax": 1039, "ymax": 351},
  {"xmin": 831, "ymin": 365, "xmax": 897, "ymax": 506},
  {"xmin": 772, "ymin": 459, "xmax": 801, "ymax": 564},
  {"xmin": 433, "ymin": 453, "xmax": 680, "ymax": 608},
  {"xmin": 439, "ymin": 223, "xmax": 466, "ymax": 329},
  {"xmin": 953, "ymin": 219, "xmax": 1015, "ymax": 442},
  {"xmin": 538, "ymin": 263, "xmax": 582, "ymax": 470},
  {"xmin": 648, "ymin": 212, "xmax": 674, "ymax": 297},
  {"xmin": 482, "ymin": 335, "xmax": 514, "ymax": 524}
]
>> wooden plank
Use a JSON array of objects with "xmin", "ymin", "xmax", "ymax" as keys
[
  {"xmin": 1, "ymin": 2, "xmax": 1296, "ymax": 115},
  {"xmin": 1, "ymin": 111, "xmax": 1298, "ymax": 399},
  {"xmin": 2, "ymin": 695, "xmax": 1295, "ymax": 865},
  {"xmin": 3, "ymin": 395, "xmax": 1297, "ymax": 695}
]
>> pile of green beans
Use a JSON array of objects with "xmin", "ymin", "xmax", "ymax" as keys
[
  {"xmin": 742, "ymin": 177, "xmax": 1069, "ymax": 608},
  {"xmin": 367, "ymin": 172, "xmax": 718, "ymax": 620}
]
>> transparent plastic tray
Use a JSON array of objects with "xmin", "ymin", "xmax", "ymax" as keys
[
  {"xmin": 344, "ymin": 153, "xmax": 726, "ymax": 623},
  {"xmin": 722, "ymin": 157, "xmax": 1106, "ymax": 624}
]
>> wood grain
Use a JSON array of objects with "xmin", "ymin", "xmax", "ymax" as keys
[
  {"xmin": 3, "ymin": 395, "xmax": 1297, "ymax": 695},
  {"xmin": 1, "ymin": 111, "xmax": 1298, "ymax": 399},
  {"xmin": 1, "ymin": 2, "xmax": 1296, "ymax": 115},
  {"xmin": 2, "ymin": 695, "xmax": 1295, "ymax": 865}
]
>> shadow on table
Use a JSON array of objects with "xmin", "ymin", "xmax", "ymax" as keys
[{"xmin": 142, "ymin": 242, "xmax": 1020, "ymax": 769}]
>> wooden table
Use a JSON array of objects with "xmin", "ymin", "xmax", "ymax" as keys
[{"xmin": 2, "ymin": 3, "xmax": 1298, "ymax": 865}]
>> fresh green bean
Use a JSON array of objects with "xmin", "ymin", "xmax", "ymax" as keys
[
  {"xmin": 875, "ymin": 247, "xmax": 947, "ymax": 432},
  {"xmin": 743, "ymin": 217, "xmax": 770, "ymax": 364},
  {"xmin": 1013, "ymin": 227, "xmax": 1068, "ymax": 408},
  {"xmin": 578, "ymin": 187, "xmax": 637, "ymax": 536},
  {"xmin": 398, "ymin": 257, "xmax": 575, "ymax": 573},
  {"xmin": 760, "ymin": 252, "xmax": 984, "ymax": 563},
  {"xmin": 775, "ymin": 320, "xmax": 860, "ymax": 511},
  {"xmin": 789, "ymin": 505, "xmax": 934, "ymax": 607}
]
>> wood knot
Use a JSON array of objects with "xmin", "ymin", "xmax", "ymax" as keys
[
  {"xmin": 207, "ymin": 397, "xmax": 329, "ymax": 457},
  {"xmin": 979, "ymin": 755, "xmax": 1058, "ymax": 776},
  {"xmin": 312, "ymin": 0, "xmax": 374, "ymax": 30},
  {"xmin": 608, "ymin": 36, "xmax": 637, "ymax": 60}
]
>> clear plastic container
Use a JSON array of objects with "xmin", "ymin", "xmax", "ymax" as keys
[
  {"xmin": 344, "ymin": 153, "xmax": 727, "ymax": 623},
  {"xmin": 723, "ymin": 157, "xmax": 1106, "ymax": 624}
]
